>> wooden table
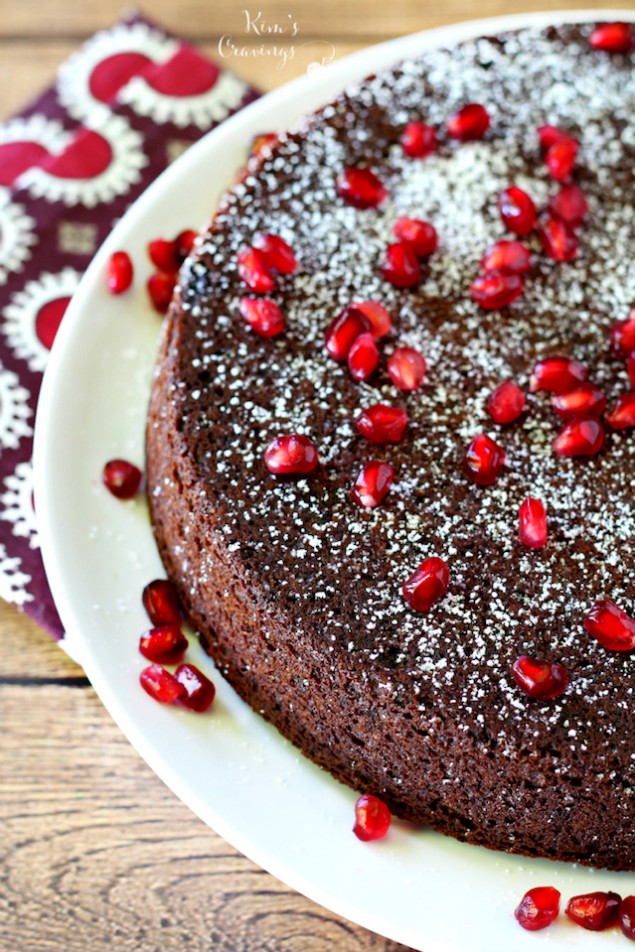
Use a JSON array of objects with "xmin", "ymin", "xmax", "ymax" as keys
[{"xmin": 0, "ymin": 2, "xmax": 628, "ymax": 949}]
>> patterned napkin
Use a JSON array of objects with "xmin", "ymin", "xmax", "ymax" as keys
[{"xmin": 0, "ymin": 12, "xmax": 259, "ymax": 643}]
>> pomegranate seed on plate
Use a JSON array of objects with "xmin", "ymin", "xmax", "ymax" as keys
[
  {"xmin": 139, "ymin": 664, "xmax": 186, "ymax": 704},
  {"xmin": 553, "ymin": 418, "xmax": 604, "ymax": 457},
  {"xmin": 102, "ymin": 459, "xmax": 142, "ymax": 499},
  {"xmin": 336, "ymin": 167, "xmax": 387, "ymax": 209},
  {"xmin": 446, "ymin": 103, "xmax": 490, "ymax": 141},
  {"xmin": 566, "ymin": 891, "xmax": 622, "ymax": 931},
  {"xmin": 239, "ymin": 298, "xmax": 285, "ymax": 338},
  {"xmin": 392, "ymin": 217, "xmax": 438, "ymax": 257},
  {"xmin": 518, "ymin": 498, "xmax": 548, "ymax": 548},
  {"xmin": 148, "ymin": 238, "xmax": 180, "ymax": 274},
  {"xmin": 139, "ymin": 625, "xmax": 188, "ymax": 664},
  {"xmin": 548, "ymin": 184, "xmax": 589, "ymax": 227},
  {"xmin": 498, "ymin": 187, "xmax": 537, "ymax": 236},
  {"xmin": 470, "ymin": 271, "xmax": 523, "ymax": 310},
  {"xmin": 584, "ymin": 600, "xmax": 635, "ymax": 651},
  {"xmin": 551, "ymin": 383, "xmax": 606, "ymax": 420},
  {"xmin": 325, "ymin": 306, "xmax": 371, "ymax": 360},
  {"xmin": 545, "ymin": 138, "xmax": 578, "ymax": 182},
  {"xmin": 348, "ymin": 332, "xmax": 379, "ymax": 381},
  {"xmin": 628, "ymin": 353, "xmax": 635, "ymax": 388},
  {"xmin": 605, "ymin": 392, "xmax": 635, "ymax": 429},
  {"xmin": 610, "ymin": 316, "xmax": 635, "ymax": 356},
  {"xmin": 381, "ymin": 241, "xmax": 421, "ymax": 288},
  {"xmin": 511, "ymin": 656, "xmax": 568, "ymax": 700},
  {"xmin": 480, "ymin": 240, "xmax": 531, "ymax": 275},
  {"xmin": 400, "ymin": 120, "xmax": 437, "ymax": 158},
  {"xmin": 264, "ymin": 434, "xmax": 318, "ymax": 475},
  {"xmin": 589, "ymin": 21, "xmax": 634, "ymax": 53},
  {"xmin": 463, "ymin": 434, "xmax": 506, "ymax": 485},
  {"xmin": 402, "ymin": 556, "xmax": 450, "ymax": 612},
  {"xmin": 388, "ymin": 347, "xmax": 427, "ymax": 391},
  {"xmin": 530, "ymin": 355, "xmax": 588, "ymax": 394},
  {"xmin": 175, "ymin": 229, "xmax": 197, "ymax": 260},
  {"xmin": 143, "ymin": 579, "xmax": 182, "ymax": 626},
  {"xmin": 353, "ymin": 300, "xmax": 392, "ymax": 338},
  {"xmin": 147, "ymin": 272, "xmax": 177, "ymax": 314},
  {"xmin": 106, "ymin": 251, "xmax": 134, "ymax": 294},
  {"xmin": 353, "ymin": 794, "xmax": 391, "ymax": 841},
  {"xmin": 351, "ymin": 460, "xmax": 394, "ymax": 508},
  {"xmin": 253, "ymin": 233, "xmax": 297, "ymax": 274},
  {"xmin": 237, "ymin": 247, "xmax": 276, "ymax": 293},
  {"xmin": 537, "ymin": 216, "xmax": 578, "ymax": 261},
  {"xmin": 355, "ymin": 404, "xmax": 409, "ymax": 444},
  {"xmin": 175, "ymin": 663, "xmax": 216, "ymax": 712},
  {"xmin": 515, "ymin": 886, "xmax": 561, "ymax": 931},
  {"xmin": 538, "ymin": 125, "xmax": 572, "ymax": 149},
  {"xmin": 621, "ymin": 896, "xmax": 635, "ymax": 940},
  {"xmin": 487, "ymin": 380, "xmax": 525, "ymax": 424}
]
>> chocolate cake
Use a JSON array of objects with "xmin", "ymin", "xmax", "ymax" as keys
[{"xmin": 146, "ymin": 23, "xmax": 635, "ymax": 869}]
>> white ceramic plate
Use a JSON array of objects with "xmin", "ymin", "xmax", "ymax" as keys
[{"xmin": 34, "ymin": 11, "xmax": 635, "ymax": 951}]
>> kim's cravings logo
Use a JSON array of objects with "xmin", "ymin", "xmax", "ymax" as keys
[{"xmin": 218, "ymin": 10, "xmax": 335, "ymax": 72}]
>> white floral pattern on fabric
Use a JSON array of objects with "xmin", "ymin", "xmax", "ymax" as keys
[
  {"xmin": 0, "ymin": 540, "xmax": 32, "ymax": 606},
  {"xmin": 119, "ymin": 68, "xmax": 248, "ymax": 130},
  {"xmin": 0, "ymin": 190, "xmax": 37, "ymax": 286},
  {"xmin": 2, "ymin": 267, "xmax": 81, "ymax": 371},
  {"xmin": 1, "ymin": 460, "xmax": 39, "ymax": 549},
  {"xmin": 0, "ymin": 361, "xmax": 32, "ymax": 450}
]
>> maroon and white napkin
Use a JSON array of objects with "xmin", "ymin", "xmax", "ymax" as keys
[{"xmin": 0, "ymin": 13, "xmax": 259, "ymax": 644}]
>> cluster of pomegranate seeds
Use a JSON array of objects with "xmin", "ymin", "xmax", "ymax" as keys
[
  {"xmin": 392, "ymin": 217, "xmax": 438, "ymax": 257},
  {"xmin": 400, "ymin": 120, "xmax": 437, "ymax": 158},
  {"xmin": 237, "ymin": 234, "xmax": 297, "ymax": 296},
  {"xmin": 140, "ymin": 664, "xmax": 186, "ymax": 704},
  {"xmin": 142, "ymin": 578, "xmax": 182, "ymax": 626},
  {"xmin": 139, "ymin": 625, "xmax": 188, "ymax": 664},
  {"xmin": 388, "ymin": 347, "xmax": 427, "ymax": 391},
  {"xmin": 175, "ymin": 663, "xmax": 216, "ymax": 712},
  {"xmin": 584, "ymin": 599, "xmax": 635, "ymax": 651},
  {"xmin": 145, "ymin": 228, "xmax": 197, "ymax": 313},
  {"xmin": 353, "ymin": 794, "xmax": 391, "ymax": 841},
  {"xmin": 355, "ymin": 404, "xmax": 408, "ymax": 444},
  {"xmin": 551, "ymin": 382, "xmax": 606, "ymax": 421},
  {"xmin": 515, "ymin": 886, "xmax": 561, "ymax": 931},
  {"xmin": 348, "ymin": 333, "xmax": 379, "ymax": 381},
  {"xmin": 463, "ymin": 434, "xmax": 506, "ymax": 486},
  {"xmin": 553, "ymin": 417, "xmax": 604, "ymax": 457},
  {"xmin": 264, "ymin": 434, "xmax": 319, "ymax": 475},
  {"xmin": 480, "ymin": 240, "xmax": 531, "ymax": 275},
  {"xmin": 517, "ymin": 887, "xmax": 635, "ymax": 934},
  {"xmin": 336, "ymin": 167, "xmax": 387, "ymax": 209},
  {"xmin": 446, "ymin": 102, "xmax": 490, "ymax": 141},
  {"xmin": 566, "ymin": 891, "xmax": 622, "ymax": 931},
  {"xmin": 325, "ymin": 307, "xmax": 371, "ymax": 361},
  {"xmin": 487, "ymin": 380, "xmax": 525, "ymax": 424},
  {"xmin": 106, "ymin": 251, "xmax": 134, "ymax": 294},
  {"xmin": 469, "ymin": 271, "xmax": 523, "ymax": 310},
  {"xmin": 518, "ymin": 497, "xmax": 548, "ymax": 548},
  {"xmin": 381, "ymin": 241, "xmax": 421, "ymax": 288},
  {"xmin": 402, "ymin": 556, "xmax": 450, "ymax": 612},
  {"xmin": 102, "ymin": 459, "xmax": 142, "ymax": 499},
  {"xmin": 498, "ymin": 187, "xmax": 537, "ymax": 236},
  {"xmin": 147, "ymin": 272, "xmax": 176, "ymax": 314},
  {"xmin": 239, "ymin": 298, "xmax": 285, "ymax": 338},
  {"xmin": 605, "ymin": 392, "xmax": 635, "ymax": 430},
  {"xmin": 351, "ymin": 460, "xmax": 394, "ymax": 508},
  {"xmin": 589, "ymin": 21, "xmax": 634, "ymax": 53},
  {"xmin": 511, "ymin": 655, "xmax": 568, "ymax": 700}
]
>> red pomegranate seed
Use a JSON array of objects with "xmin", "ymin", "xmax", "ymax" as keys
[
  {"xmin": 239, "ymin": 298, "xmax": 285, "ymax": 338},
  {"xmin": 237, "ymin": 247, "xmax": 276, "ymax": 293},
  {"xmin": 139, "ymin": 664, "xmax": 186, "ymax": 704},
  {"xmin": 463, "ymin": 434, "xmax": 506, "ymax": 485},
  {"xmin": 175, "ymin": 663, "xmax": 216, "ymax": 712},
  {"xmin": 566, "ymin": 891, "xmax": 622, "ymax": 931},
  {"xmin": 621, "ymin": 896, "xmax": 635, "ymax": 940},
  {"xmin": 518, "ymin": 498, "xmax": 548, "ymax": 548},
  {"xmin": 605, "ymin": 392, "xmax": 635, "ymax": 430},
  {"xmin": 348, "ymin": 332, "xmax": 379, "ymax": 381},
  {"xmin": 530, "ymin": 355, "xmax": 588, "ymax": 394},
  {"xmin": 628, "ymin": 352, "xmax": 635, "ymax": 388},
  {"xmin": 355, "ymin": 404, "xmax": 409, "ymax": 444},
  {"xmin": 590, "ymin": 22, "xmax": 634, "ymax": 53},
  {"xmin": 351, "ymin": 460, "xmax": 394, "ymax": 508},
  {"xmin": 548, "ymin": 184, "xmax": 589, "ymax": 227},
  {"xmin": 336, "ymin": 167, "xmax": 387, "ymax": 209},
  {"xmin": 142, "ymin": 579, "xmax": 182, "ymax": 626},
  {"xmin": 446, "ymin": 103, "xmax": 490, "ymax": 141},
  {"xmin": 512, "ymin": 656, "xmax": 568, "ymax": 700},
  {"xmin": 139, "ymin": 625, "xmax": 188, "ymax": 664},
  {"xmin": 253, "ymin": 233, "xmax": 297, "ymax": 274},
  {"xmin": 551, "ymin": 383, "xmax": 606, "ymax": 420},
  {"xmin": 610, "ymin": 317, "xmax": 635, "ymax": 356},
  {"xmin": 498, "ymin": 187, "xmax": 537, "ymax": 236},
  {"xmin": 401, "ymin": 120, "xmax": 437, "ymax": 158},
  {"xmin": 480, "ymin": 240, "xmax": 531, "ymax": 275},
  {"xmin": 515, "ymin": 887, "xmax": 561, "ymax": 931},
  {"xmin": 176, "ymin": 229, "xmax": 197, "ymax": 260},
  {"xmin": 147, "ymin": 272, "xmax": 176, "ymax": 314},
  {"xmin": 353, "ymin": 794, "xmax": 391, "ymax": 841},
  {"xmin": 402, "ymin": 556, "xmax": 450, "ymax": 612},
  {"xmin": 381, "ymin": 242, "xmax": 421, "ymax": 288},
  {"xmin": 107, "ymin": 251, "xmax": 134, "ymax": 294},
  {"xmin": 584, "ymin": 600, "xmax": 635, "ymax": 651},
  {"xmin": 148, "ymin": 238, "xmax": 180, "ymax": 274},
  {"xmin": 538, "ymin": 125, "xmax": 572, "ymax": 150},
  {"xmin": 470, "ymin": 270, "xmax": 523, "ymax": 310},
  {"xmin": 553, "ymin": 418, "xmax": 604, "ymax": 457},
  {"xmin": 388, "ymin": 347, "xmax": 427, "ymax": 391},
  {"xmin": 325, "ymin": 306, "xmax": 371, "ymax": 360},
  {"xmin": 392, "ymin": 217, "xmax": 438, "ymax": 257},
  {"xmin": 353, "ymin": 300, "xmax": 392, "ymax": 338},
  {"xmin": 264, "ymin": 434, "xmax": 318, "ymax": 475},
  {"xmin": 251, "ymin": 132, "xmax": 278, "ymax": 156},
  {"xmin": 545, "ymin": 138, "xmax": 578, "ymax": 182},
  {"xmin": 102, "ymin": 459, "xmax": 142, "ymax": 499},
  {"xmin": 487, "ymin": 380, "xmax": 525, "ymax": 424}
]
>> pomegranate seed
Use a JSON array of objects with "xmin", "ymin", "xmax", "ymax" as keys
[
  {"xmin": 545, "ymin": 138, "xmax": 578, "ymax": 182},
  {"xmin": 530, "ymin": 355, "xmax": 588, "ymax": 394},
  {"xmin": 106, "ymin": 251, "xmax": 134, "ymax": 294},
  {"xmin": 498, "ymin": 187, "xmax": 537, "ymax": 236},
  {"xmin": 538, "ymin": 215, "xmax": 578, "ymax": 263},
  {"xmin": 515, "ymin": 887, "xmax": 560, "ymax": 931},
  {"xmin": 446, "ymin": 103, "xmax": 490, "ymax": 141},
  {"xmin": 381, "ymin": 242, "xmax": 421, "ymax": 288},
  {"xmin": 487, "ymin": 380, "xmax": 525, "ymax": 424},
  {"xmin": 566, "ymin": 891, "xmax": 622, "ymax": 931},
  {"xmin": 175, "ymin": 663, "xmax": 216, "ymax": 712},
  {"xmin": 139, "ymin": 625, "xmax": 188, "ymax": 664},
  {"xmin": 175, "ymin": 229, "xmax": 197, "ymax": 260},
  {"xmin": 351, "ymin": 460, "xmax": 394, "ymax": 508},
  {"xmin": 392, "ymin": 217, "xmax": 438, "ymax": 257},
  {"xmin": 325, "ymin": 306, "xmax": 371, "ymax": 360},
  {"xmin": 400, "ymin": 120, "xmax": 437, "ymax": 158},
  {"xmin": 102, "ymin": 459, "xmax": 142, "ymax": 499},
  {"xmin": 621, "ymin": 896, "xmax": 635, "ymax": 940},
  {"xmin": 388, "ymin": 347, "xmax": 427, "ymax": 391},
  {"xmin": 147, "ymin": 272, "xmax": 176, "ymax": 314},
  {"xmin": 336, "ymin": 167, "xmax": 387, "ymax": 209},
  {"xmin": 590, "ymin": 22, "xmax": 634, "ymax": 53},
  {"xmin": 239, "ymin": 298, "xmax": 285, "ymax": 338},
  {"xmin": 253, "ymin": 233, "xmax": 297, "ymax": 274},
  {"xmin": 139, "ymin": 664, "xmax": 186, "ymax": 704},
  {"xmin": 264, "ymin": 434, "xmax": 318, "ymax": 475},
  {"xmin": 353, "ymin": 794, "xmax": 391, "ymax": 841},
  {"xmin": 628, "ymin": 352, "xmax": 635, "ymax": 388},
  {"xmin": 538, "ymin": 125, "xmax": 573, "ymax": 150},
  {"xmin": 251, "ymin": 132, "xmax": 278, "ymax": 156},
  {"xmin": 584, "ymin": 600, "xmax": 635, "ymax": 651},
  {"xmin": 548, "ymin": 184, "xmax": 589, "ymax": 227},
  {"xmin": 610, "ymin": 317, "xmax": 635, "ymax": 356},
  {"xmin": 142, "ymin": 579, "xmax": 182, "ymax": 626},
  {"xmin": 148, "ymin": 238, "xmax": 180, "ymax": 274},
  {"xmin": 353, "ymin": 300, "xmax": 392, "ymax": 338},
  {"xmin": 512, "ymin": 656, "xmax": 568, "ymax": 700},
  {"xmin": 237, "ymin": 247, "xmax": 276, "ymax": 293},
  {"xmin": 518, "ymin": 497, "xmax": 548, "ymax": 548},
  {"xmin": 470, "ymin": 271, "xmax": 523, "ymax": 310},
  {"xmin": 551, "ymin": 383, "xmax": 606, "ymax": 420},
  {"xmin": 553, "ymin": 418, "xmax": 604, "ymax": 457},
  {"xmin": 348, "ymin": 332, "xmax": 379, "ymax": 381},
  {"xmin": 480, "ymin": 240, "xmax": 531, "ymax": 275},
  {"xmin": 402, "ymin": 556, "xmax": 450, "ymax": 612},
  {"xmin": 355, "ymin": 404, "xmax": 408, "ymax": 444},
  {"xmin": 463, "ymin": 434, "xmax": 506, "ymax": 485},
  {"xmin": 605, "ymin": 392, "xmax": 635, "ymax": 429}
]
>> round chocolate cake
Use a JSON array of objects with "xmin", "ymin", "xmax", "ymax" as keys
[{"xmin": 147, "ymin": 22, "xmax": 635, "ymax": 869}]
